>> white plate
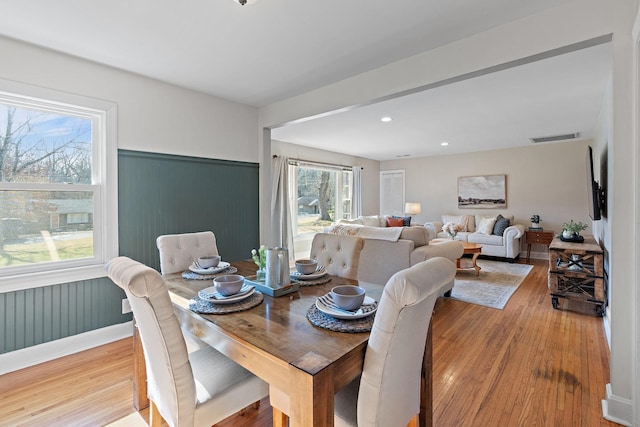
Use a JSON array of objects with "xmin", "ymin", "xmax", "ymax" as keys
[
  {"xmin": 290, "ymin": 267, "xmax": 327, "ymax": 280},
  {"xmin": 315, "ymin": 295, "xmax": 378, "ymax": 320},
  {"xmin": 198, "ymin": 285, "xmax": 255, "ymax": 304},
  {"xmin": 189, "ymin": 261, "xmax": 231, "ymax": 275}
]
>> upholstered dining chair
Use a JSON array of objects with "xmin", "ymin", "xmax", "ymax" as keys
[
  {"xmin": 333, "ymin": 257, "xmax": 456, "ymax": 426},
  {"xmin": 105, "ymin": 256, "xmax": 269, "ymax": 427},
  {"xmin": 156, "ymin": 231, "xmax": 218, "ymax": 275},
  {"xmin": 309, "ymin": 233, "xmax": 365, "ymax": 280}
]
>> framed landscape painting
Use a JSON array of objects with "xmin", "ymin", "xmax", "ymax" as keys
[{"xmin": 458, "ymin": 175, "xmax": 506, "ymax": 209}]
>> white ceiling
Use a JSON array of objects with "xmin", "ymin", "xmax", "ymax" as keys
[{"xmin": 0, "ymin": 0, "xmax": 612, "ymax": 161}]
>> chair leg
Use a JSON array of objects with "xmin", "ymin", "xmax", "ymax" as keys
[
  {"xmin": 149, "ymin": 401, "xmax": 164, "ymax": 427},
  {"xmin": 272, "ymin": 407, "xmax": 289, "ymax": 427}
]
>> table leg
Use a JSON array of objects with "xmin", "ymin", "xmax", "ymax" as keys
[
  {"xmin": 133, "ymin": 320, "xmax": 149, "ymax": 410},
  {"xmin": 420, "ymin": 322, "xmax": 433, "ymax": 427},
  {"xmin": 289, "ymin": 352, "xmax": 333, "ymax": 426},
  {"xmin": 526, "ymin": 243, "xmax": 532, "ymax": 263},
  {"xmin": 472, "ymin": 252, "xmax": 481, "ymax": 276}
]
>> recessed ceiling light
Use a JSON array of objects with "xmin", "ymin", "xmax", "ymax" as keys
[
  {"xmin": 381, "ymin": 117, "xmax": 392, "ymax": 122},
  {"xmin": 441, "ymin": 142, "xmax": 449, "ymax": 146}
]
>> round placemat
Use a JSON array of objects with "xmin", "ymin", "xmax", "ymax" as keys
[
  {"xmin": 306, "ymin": 304, "xmax": 375, "ymax": 333},
  {"xmin": 181, "ymin": 266, "xmax": 238, "ymax": 280},
  {"xmin": 189, "ymin": 291, "xmax": 263, "ymax": 314},
  {"xmin": 292, "ymin": 274, "xmax": 332, "ymax": 287}
]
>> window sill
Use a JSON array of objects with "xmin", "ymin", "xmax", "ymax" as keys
[{"xmin": 0, "ymin": 264, "xmax": 109, "ymax": 293}]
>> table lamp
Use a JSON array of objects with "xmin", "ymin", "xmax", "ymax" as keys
[{"xmin": 405, "ymin": 202, "xmax": 421, "ymax": 216}]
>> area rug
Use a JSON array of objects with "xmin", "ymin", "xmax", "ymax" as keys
[{"xmin": 450, "ymin": 260, "xmax": 533, "ymax": 309}]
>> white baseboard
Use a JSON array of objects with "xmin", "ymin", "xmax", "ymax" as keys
[
  {"xmin": 602, "ymin": 383, "xmax": 633, "ymax": 426},
  {"xmin": 0, "ymin": 321, "xmax": 133, "ymax": 375}
]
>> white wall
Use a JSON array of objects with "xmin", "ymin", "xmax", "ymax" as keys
[
  {"xmin": 0, "ymin": 36, "xmax": 259, "ymax": 162},
  {"xmin": 382, "ymin": 140, "xmax": 593, "ymax": 258},
  {"xmin": 271, "ymin": 140, "xmax": 380, "ymax": 215}
]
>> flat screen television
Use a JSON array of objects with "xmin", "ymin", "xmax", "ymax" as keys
[{"xmin": 586, "ymin": 145, "xmax": 602, "ymax": 221}]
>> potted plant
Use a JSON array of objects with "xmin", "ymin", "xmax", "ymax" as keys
[
  {"xmin": 530, "ymin": 214, "xmax": 541, "ymax": 229},
  {"xmin": 561, "ymin": 220, "xmax": 588, "ymax": 239}
]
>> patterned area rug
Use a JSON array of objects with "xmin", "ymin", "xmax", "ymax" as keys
[{"xmin": 450, "ymin": 260, "xmax": 533, "ymax": 310}]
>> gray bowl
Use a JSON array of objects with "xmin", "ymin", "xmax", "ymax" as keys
[
  {"xmin": 295, "ymin": 259, "xmax": 318, "ymax": 275},
  {"xmin": 198, "ymin": 255, "xmax": 220, "ymax": 268},
  {"xmin": 330, "ymin": 285, "xmax": 365, "ymax": 311},
  {"xmin": 213, "ymin": 274, "xmax": 244, "ymax": 296}
]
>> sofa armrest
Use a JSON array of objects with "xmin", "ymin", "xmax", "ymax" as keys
[
  {"xmin": 502, "ymin": 224, "xmax": 525, "ymax": 259},
  {"xmin": 411, "ymin": 240, "xmax": 464, "ymax": 265},
  {"xmin": 423, "ymin": 221, "xmax": 443, "ymax": 241}
]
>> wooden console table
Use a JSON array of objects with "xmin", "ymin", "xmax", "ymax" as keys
[
  {"xmin": 548, "ymin": 235, "xmax": 605, "ymax": 316},
  {"xmin": 524, "ymin": 229, "xmax": 554, "ymax": 263}
]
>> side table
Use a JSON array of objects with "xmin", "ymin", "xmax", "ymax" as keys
[{"xmin": 524, "ymin": 230, "xmax": 554, "ymax": 263}]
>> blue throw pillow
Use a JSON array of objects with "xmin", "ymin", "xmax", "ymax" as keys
[
  {"xmin": 492, "ymin": 214, "xmax": 510, "ymax": 236},
  {"xmin": 392, "ymin": 215, "xmax": 411, "ymax": 226}
]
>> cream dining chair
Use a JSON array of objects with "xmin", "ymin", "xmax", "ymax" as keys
[
  {"xmin": 105, "ymin": 256, "xmax": 269, "ymax": 427},
  {"xmin": 270, "ymin": 257, "xmax": 456, "ymax": 426},
  {"xmin": 333, "ymin": 257, "xmax": 456, "ymax": 426},
  {"xmin": 156, "ymin": 231, "xmax": 218, "ymax": 275},
  {"xmin": 309, "ymin": 233, "xmax": 365, "ymax": 280}
]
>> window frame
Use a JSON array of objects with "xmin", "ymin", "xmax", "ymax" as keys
[{"xmin": 0, "ymin": 79, "xmax": 118, "ymax": 292}]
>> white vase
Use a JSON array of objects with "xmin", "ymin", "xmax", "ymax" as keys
[{"xmin": 562, "ymin": 230, "xmax": 573, "ymax": 239}]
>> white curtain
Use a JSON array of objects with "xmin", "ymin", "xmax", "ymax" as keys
[
  {"xmin": 271, "ymin": 156, "xmax": 295, "ymax": 260},
  {"xmin": 353, "ymin": 166, "xmax": 362, "ymax": 218}
]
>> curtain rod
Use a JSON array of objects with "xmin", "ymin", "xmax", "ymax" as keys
[{"xmin": 273, "ymin": 155, "xmax": 363, "ymax": 170}]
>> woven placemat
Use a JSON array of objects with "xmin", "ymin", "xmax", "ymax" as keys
[
  {"xmin": 189, "ymin": 291, "xmax": 263, "ymax": 314},
  {"xmin": 306, "ymin": 304, "xmax": 375, "ymax": 333},
  {"xmin": 181, "ymin": 266, "xmax": 238, "ymax": 280},
  {"xmin": 291, "ymin": 274, "xmax": 332, "ymax": 287}
]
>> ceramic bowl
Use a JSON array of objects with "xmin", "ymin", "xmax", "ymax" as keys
[
  {"xmin": 295, "ymin": 259, "xmax": 318, "ymax": 275},
  {"xmin": 213, "ymin": 274, "xmax": 244, "ymax": 296},
  {"xmin": 330, "ymin": 285, "xmax": 365, "ymax": 311},
  {"xmin": 198, "ymin": 255, "xmax": 221, "ymax": 268}
]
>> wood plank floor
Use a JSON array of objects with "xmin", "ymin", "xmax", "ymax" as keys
[{"xmin": 0, "ymin": 259, "xmax": 617, "ymax": 426}]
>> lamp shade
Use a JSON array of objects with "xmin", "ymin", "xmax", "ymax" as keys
[{"xmin": 405, "ymin": 202, "xmax": 421, "ymax": 215}]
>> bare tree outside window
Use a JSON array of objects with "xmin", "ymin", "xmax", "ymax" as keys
[{"xmin": 0, "ymin": 104, "xmax": 94, "ymax": 269}]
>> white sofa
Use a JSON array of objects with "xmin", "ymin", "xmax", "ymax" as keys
[
  {"xmin": 424, "ymin": 214, "xmax": 525, "ymax": 262},
  {"xmin": 326, "ymin": 216, "xmax": 464, "ymax": 295}
]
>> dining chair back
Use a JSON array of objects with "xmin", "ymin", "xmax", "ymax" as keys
[
  {"xmin": 156, "ymin": 231, "xmax": 218, "ymax": 275},
  {"xmin": 334, "ymin": 257, "xmax": 457, "ymax": 427},
  {"xmin": 105, "ymin": 256, "xmax": 268, "ymax": 427},
  {"xmin": 309, "ymin": 233, "xmax": 364, "ymax": 280}
]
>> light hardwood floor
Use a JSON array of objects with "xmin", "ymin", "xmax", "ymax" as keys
[{"xmin": 0, "ymin": 259, "xmax": 617, "ymax": 426}]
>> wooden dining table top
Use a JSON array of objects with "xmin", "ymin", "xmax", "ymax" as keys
[{"xmin": 164, "ymin": 260, "xmax": 383, "ymax": 388}]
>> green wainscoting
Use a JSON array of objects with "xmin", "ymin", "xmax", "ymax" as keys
[{"xmin": 1, "ymin": 150, "xmax": 260, "ymax": 354}]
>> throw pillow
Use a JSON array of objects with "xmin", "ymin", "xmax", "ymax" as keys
[
  {"xmin": 442, "ymin": 214, "xmax": 472, "ymax": 232},
  {"xmin": 386, "ymin": 217, "xmax": 404, "ymax": 227},
  {"xmin": 361, "ymin": 215, "xmax": 381, "ymax": 227},
  {"xmin": 337, "ymin": 218, "xmax": 364, "ymax": 225},
  {"xmin": 392, "ymin": 215, "xmax": 411, "ymax": 226},
  {"xmin": 492, "ymin": 214, "xmax": 510, "ymax": 236},
  {"xmin": 477, "ymin": 216, "xmax": 497, "ymax": 235}
]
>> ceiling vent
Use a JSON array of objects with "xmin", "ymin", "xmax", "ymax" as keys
[{"xmin": 529, "ymin": 132, "xmax": 580, "ymax": 144}]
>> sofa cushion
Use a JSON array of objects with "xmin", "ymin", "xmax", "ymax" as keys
[
  {"xmin": 337, "ymin": 218, "xmax": 364, "ymax": 226},
  {"xmin": 492, "ymin": 215, "xmax": 510, "ymax": 236},
  {"xmin": 442, "ymin": 214, "xmax": 474, "ymax": 232},
  {"xmin": 468, "ymin": 232, "xmax": 504, "ymax": 246},
  {"xmin": 476, "ymin": 217, "xmax": 497, "ymax": 235},
  {"xmin": 361, "ymin": 215, "xmax": 383, "ymax": 227}
]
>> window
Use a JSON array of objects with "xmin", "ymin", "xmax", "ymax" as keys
[
  {"xmin": 0, "ymin": 80, "xmax": 117, "ymax": 291},
  {"xmin": 289, "ymin": 160, "xmax": 354, "ymax": 259}
]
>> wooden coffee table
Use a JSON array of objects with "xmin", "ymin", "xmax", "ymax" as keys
[{"xmin": 457, "ymin": 242, "xmax": 482, "ymax": 275}]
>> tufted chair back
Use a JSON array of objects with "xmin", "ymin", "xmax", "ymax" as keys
[
  {"xmin": 156, "ymin": 231, "xmax": 218, "ymax": 275},
  {"xmin": 309, "ymin": 233, "xmax": 364, "ymax": 280}
]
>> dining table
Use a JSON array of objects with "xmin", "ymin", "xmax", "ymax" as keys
[{"xmin": 131, "ymin": 260, "xmax": 433, "ymax": 427}]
